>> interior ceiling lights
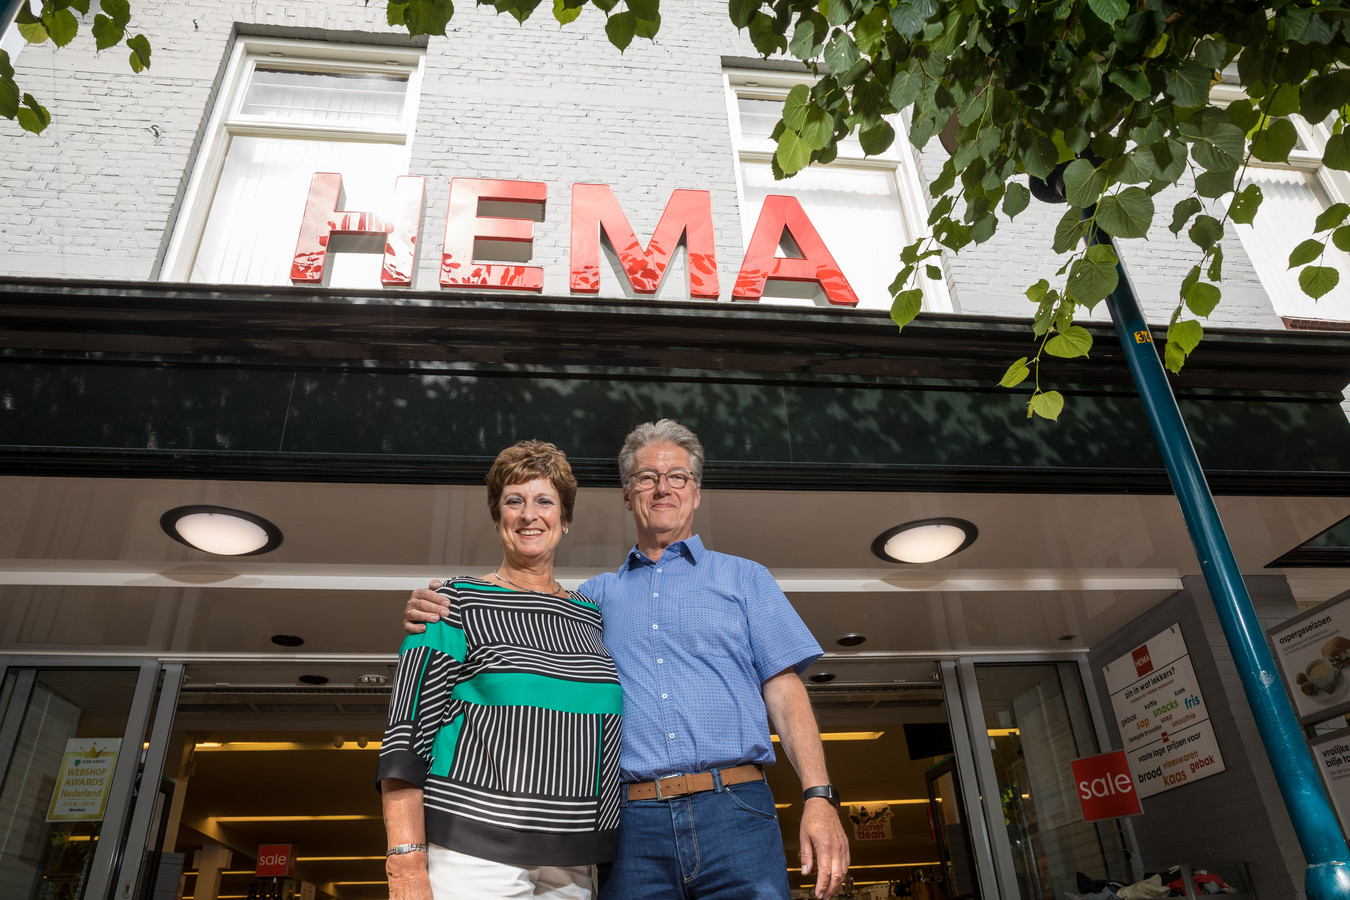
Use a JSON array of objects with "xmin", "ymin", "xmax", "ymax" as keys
[
  {"xmin": 871, "ymin": 517, "xmax": 977, "ymax": 564},
  {"xmin": 160, "ymin": 505, "xmax": 283, "ymax": 556}
]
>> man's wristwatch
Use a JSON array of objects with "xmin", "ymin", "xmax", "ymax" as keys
[{"xmin": 803, "ymin": 784, "xmax": 841, "ymax": 807}]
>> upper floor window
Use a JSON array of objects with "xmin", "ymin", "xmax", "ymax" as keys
[
  {"xmin": 1212, "ymin": 85, "xmax": 1350, "ymax": 327},
  {"xmin": 161, "ymin": 37, "xmax": 424, "ymax": 287},
  {"xmin": 724, "ymin": 68, "xmax": 951, "ymax": 312}
]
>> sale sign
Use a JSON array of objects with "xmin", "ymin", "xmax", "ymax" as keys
[
  {"xmin": 256, "ymin": 844, "xmax": 298, "ymax": 878},
  {"xmin": 1071, "ymin": 750, "xmax": 1143, "ymax": 821}
]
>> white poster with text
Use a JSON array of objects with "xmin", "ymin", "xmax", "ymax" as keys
[{"xmin": 1101, "ymin": 625, "xmax": 1225, "ymax": 799}]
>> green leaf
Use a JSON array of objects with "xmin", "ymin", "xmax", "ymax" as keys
[
  {"xmin": 1315, "ymin": 203, "xmax": 1350, "ymax": 233},
  {"xmin": 1066, "ymin": 244, "xmax": 1120, "ymax": 307},
  {"xmin": 781, "ymin": 83, "xmax": 809, "ymax": 133},
  {"xmin": 1181, "ymin": 112, "xmax": 1244, "ymax": 172},
  {"xmin": 1188, "ymin": 214, "xmax": 1223, "ymax": 251},
  {"xmin": 16, "ymin": 6, "xmax": 49, "ymax": 44},
  {"xmin": 890, "ymin": 0, "xmax": 937, "ymax": 38},
  {"xmin": 1299, "ymin": 265, "xmax": 1340, "ymax": 299},
  {"xmin": 775, "ymin": 129, "xmax": 811, "ymax": 176},
  {"xmin": 126, "ymin": 32, "xmax": 151, "ymax": 72},
  {"xmin": 1324, "ymin": 132, "xmax": 1350, "ymax": 172},
  {"xmin": 999, "ymin": 357, "xmax": 1030, "ymax": 388},
  {"xmin": 552, "ymin": 0, "xmax": 582, "ymax": 24},
  {"xmin": 1165, "ymin": 61, "xmax": 1215, "ymax": 110},
  {"xmin": 1108, "ymin": 68, "xmax": 1151, "ymax": 101},
  {"xmin": 1169, "ymin": 197, "xmax": 1202, "ymax": 234},
  {"xmin": 1002, "ymin": 181, "xmax": 1030, "ymax": 219},
  {"xmin": 728, "ymin": 0, "xmax": 757, "ymax": 29},
  {"xmin": 1228, "ymin": 183, "xmax": 1262, "ymax": 225},
  {"xmin": 1194, "ymin": 169, "xmax": 1235, "ymax": 199},
  {"xmin": 1028, "ymin": 391, "xmax": 1064, "ymax": 421},
  {"xmin": 1185, "ymin": 281, "xmax": 1221, "ymax": 317},
  {"xmin": 1332, "ymin": 227, "xmax": 1350, "ymax": 253},
  {"xmin": 401, "ymin": 0, "xmax": 455, "ymax": 35},
  {"xmin": 92, "ymin": 14, "xmax": 123, "ymax": 50},
  {"xmin": 1053, "ymin": 207, "xmax": 1087, "ymax": 255},
  {"xmin": 604, "ymin": 10, "xmax": 636, "ymax": 50},
  {"xmin": 16, "ymin": 92, "xmax": 50, "ymax": 133},
  {"xmin": 800, "ymin": 105, "xmax": 832, "ymax": 150},
  {"xmin": 629, "ymin": 0, "xmax": 660, "ymax": 38},
  {"xmin": 1288, "ymin": 238, "xmax": 1324, "ymax": 268},
  {"xmin": 1251, "ymin": 118, "xmax": 1298, "ymax": 164},
  {"xmin": 788, "ymin": 14, "xmax": 824, "ymax": 60},
  {"xmin": 823, "ymin": 30, "xmax": 860, "ymax": 75},
  {"xmin": 42, "ymin": 7, "xmax": 77, "ymax": 46},
  {"xmin": 1045, "ymin": 324, "xmax": 1094, "ymax": 359},
  {"xmin": 1262, "ymin": 83, "xmax": 1301, "ymax": 118},
  {"xmin": 1207, "ymin": 243, "xmax": 1224, "ymax": 282},
  {"xmin": 890, "ymin": 288, "xmax": 923, "ymax": 329},
  {"xmin": 1025, "ymin": 279, "xmax": 1050, "ymax": 304},
  {"xmin": 1164, "ymin": 341, "xmax": 1188, "ymax": 374},
  {"xmin": 1169, "ymin": 319, "xmax": 1203, "ymax": 354},
  {"xmin": 592, "ymin": 0, "xmax": 619, "ymax": 10},
  {"xmin": 101, "ymin": 0, "xmax": 131, "ymax": 26},
  {"xmin": 1095, "ymin": 187, "xmax": 1154, "ymax": 239},
  {"xmin": 1063, "ymin": 158, "xmax": 1106, "ymax": 208},
  {"xmin": 1086, "ymin": 0, "xmax": 1127, "ymax": 24},
  {"xmin": 859, "ymin": 120, "xmax": 895, "ymax": 156}
]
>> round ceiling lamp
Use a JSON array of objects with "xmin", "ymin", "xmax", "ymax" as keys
[
  {"xmin": 160, "ymin": 505, "xmax": 283, "ymax": 556},
  {"xmin": 871, "ymin": 517, "xmax": 977, "ymax": 564}
]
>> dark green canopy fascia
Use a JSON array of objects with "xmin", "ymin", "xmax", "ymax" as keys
[{"xmin": 1, "ymin": 276, "xmax": 1347, "ymax": 494}]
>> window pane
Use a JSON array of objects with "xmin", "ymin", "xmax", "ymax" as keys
[
  {"xmin": 241, "ymin": 67, "xmax": 408, "ymax": 128},
  {"xmin": 740, "ymin": 160, "xmax": 910, "ymax": 310},
  {"xmin": 1235, "ymin": 167, "xmax": 1350, "ymax": 322},
  {"xmin": 192, "ymin": 136, "xmax": 406, "ymax": 287},
  {"xmin": 975, "ymin": 662, "xmax": 1130, "ymax": 900}
]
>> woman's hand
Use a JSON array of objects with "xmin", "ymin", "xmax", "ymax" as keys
[{"xmin": 386, "ymin": 851, "xmax": 433, "ymax": 900}]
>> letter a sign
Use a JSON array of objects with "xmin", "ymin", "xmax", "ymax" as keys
[{"xmin": 1070, "ymin": 750, "xmax": 1143, "ymax": 822}]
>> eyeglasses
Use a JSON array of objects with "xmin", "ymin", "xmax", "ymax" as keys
[{"xmin": 628, "ymin": 469, "xmax": 695, "ymax": 491}]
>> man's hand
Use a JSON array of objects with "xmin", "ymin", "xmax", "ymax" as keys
[
  {"xmin": 799, "ymin": 796, "xmax": 850, "ymax": 899},
  {"xmin": 404, "ymin": 581, "xmax": 448, "ymax": 634}
]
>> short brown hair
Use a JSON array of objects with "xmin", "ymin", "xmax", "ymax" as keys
[{"xmin": 486, "ymin": 440, "xmax": 578, "ymax": 525}]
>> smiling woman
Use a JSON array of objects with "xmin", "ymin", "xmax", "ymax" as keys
[{"xmin": 377, "ymin": 440, "xmax": 622, "ymax": 900}]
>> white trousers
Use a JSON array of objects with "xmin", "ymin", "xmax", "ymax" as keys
[{"xmin": 426, "ymin": 844, "xmax": 593, "ymax": 900}]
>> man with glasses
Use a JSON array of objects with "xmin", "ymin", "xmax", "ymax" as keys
[{"xmin": 404, "ymin": 419, "xmax": 849, "ymax": 899}]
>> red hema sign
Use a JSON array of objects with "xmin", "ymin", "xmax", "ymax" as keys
[
  {"xmin": 1071, "ymin": 750, "xmax": 1143, "ymax": 822},
  {"xmin": 256, "ymin": 844, "xmax": 298, "ymax": 878},
  {"xmin": 290, "ymin": 175, "xmax": 860, "ymax": 306},
  {"xmin": 1132, "ymin": 643, "xmax": 1154, "ymax": 678}
]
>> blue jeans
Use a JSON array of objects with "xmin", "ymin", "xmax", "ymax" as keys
[{"xmin": 598, "ymin": 778, "xmax": 790, "ymax": 899}]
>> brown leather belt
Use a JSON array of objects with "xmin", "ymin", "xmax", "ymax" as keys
[{"xmin": 626, "ymin": 764, "xmax": 764, "ymax": 801}]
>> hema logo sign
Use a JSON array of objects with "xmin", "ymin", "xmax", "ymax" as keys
[
  {"xmin": 1132, "ymin": 644, "xmax": 1153, "ymax": 678},
  {"xmin": 289, "ymin": 175, "xmax": 861, "ymax": 306}
]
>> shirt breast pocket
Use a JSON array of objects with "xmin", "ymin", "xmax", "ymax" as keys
[{"xmin": 679, "ymin": 590, "xmax": 748, "ymax": 659}]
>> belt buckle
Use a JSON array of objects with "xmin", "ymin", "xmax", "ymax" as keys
[{"xmin": 653, "ymin": 776, "xmax": 666, "ymax": 801}]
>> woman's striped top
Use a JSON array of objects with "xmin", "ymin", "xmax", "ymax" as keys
[{"xmin": 377, "ymin": 577, "xmax": 623, "ymax": 867}]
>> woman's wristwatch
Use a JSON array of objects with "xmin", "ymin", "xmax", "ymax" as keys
[{"xmin": 386, "ymin": 843, "xmax": 428, "ymax": 857}]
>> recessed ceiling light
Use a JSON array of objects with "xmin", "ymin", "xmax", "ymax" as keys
[
  {"xmin": 298, "ymin": 674, "xmax": 329, "ymax": 686},
  {"xmin": 809, "ymin": 672, "xmax": 837, "ymax": 684},
  {"xmin": 836, "ymin": 633, "xmax": 867, "ymax": 647},
  {"xmin": 160, "ymin": 505, "xmax": 282, "ymax": 556},
  {"xmin": 271, "ymin": 634, "xmax": 304, "ymax": 648},
  {"xmin": 871, "ymin": 517, "xmax": 977, "ymax": 564}
]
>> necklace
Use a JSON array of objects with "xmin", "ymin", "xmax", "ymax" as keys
[{"xmin": 492, "ymin": 569, "xmax": 563, "ymax": 596}]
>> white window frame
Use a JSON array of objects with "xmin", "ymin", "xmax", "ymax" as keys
[
  {"xmin": 160, "ymin": 36, "xmax": 425, "ymax": 282},
  {"xmin": 1211, "ymin": 82, "xmax": 1350, "ymax": 325},
  {"xmin": 723, "ymin": 67, "xmax": 953, "ymax": 313}
]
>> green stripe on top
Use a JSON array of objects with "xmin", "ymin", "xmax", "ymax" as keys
[
  {"xmin": 454, "ymin": 673, "xmax": 623, "ymax": 715},
  {"xmin": 400, "ymin": 620, "xmax": 467, "ymax": 662},
  {"xmin": 429, "ymin": 713, "xmax": 464, "ymax": 778}
]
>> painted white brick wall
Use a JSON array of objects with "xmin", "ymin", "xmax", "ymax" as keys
[{"xmin": 0, "ymin": 0, "xmax": 1306, "ymax": 333}]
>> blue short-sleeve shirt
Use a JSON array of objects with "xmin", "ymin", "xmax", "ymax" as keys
[{"xmin": 580, "ymin": 534, "xmax": 822, "ymax": 783}]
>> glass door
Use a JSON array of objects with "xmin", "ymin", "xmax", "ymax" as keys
[{"xmin": 0, "ymin": 660, "xmax": 178, "ymax": 900}]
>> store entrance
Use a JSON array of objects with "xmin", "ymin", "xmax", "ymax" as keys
[{"xmin": 157, "ymin": 662, "xmax": 982, "ymax": 900}]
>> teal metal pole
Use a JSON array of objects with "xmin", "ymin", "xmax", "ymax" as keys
[{"xmin": 1087, "ymin": 220, "xmax": 1350, "ymax": 900}]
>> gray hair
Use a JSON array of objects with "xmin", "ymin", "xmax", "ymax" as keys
[{"xmin": 618, "ymin": 419, "xmax": 705, "ymax": 485}]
